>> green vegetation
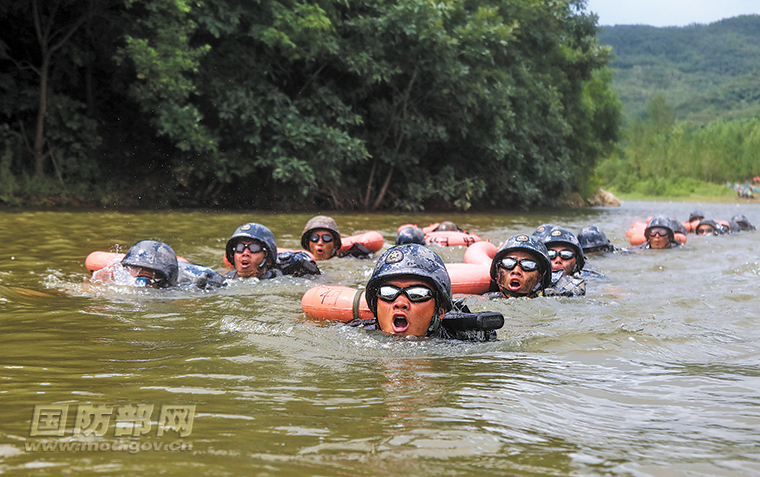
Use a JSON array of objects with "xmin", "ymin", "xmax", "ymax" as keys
[
  {"xmin": 0, "ymin": 0, "xmax": 620, "ymax": 210},
  {"xmin": 594, "ymin": 16, "xmax": 760, "ymax": 201}
]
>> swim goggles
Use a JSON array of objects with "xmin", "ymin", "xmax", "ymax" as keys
[
  {"xmin": 310, "ymin": 233, "xmax": 333, "ymax": 243},
  {"xmin": 547, "ymin": 249, "xmax": 575, "ymax": 260},
  {"xmin": 499, "ymin": 257, "xmax": 539, "ymax": 272},
  {"xmin": 647, "ymin": 228, "xmax": 669, "ymax": 237},
  {"xmin": 377, "ymin": 284, "xmax": 435, "ymax": 303},
  {"xmin": 125, "ymin": 266, "xmax": 159, "ymax": 287},
  {"xmin": 234, "ymin": 242, "xmax": 264, "ymax": 254}
]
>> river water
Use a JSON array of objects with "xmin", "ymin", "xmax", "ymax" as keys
[{"xmin": 0, "ymin": 201, "xmax": 759, "ymax": 476}]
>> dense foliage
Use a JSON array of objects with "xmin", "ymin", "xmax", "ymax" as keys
[
  {"xmin": 598, "ymin": 15, "xmax": 760, "ymax": 122},
  {"xmin": 596, "ymin": 94, "xmax": 760, "ymax": 197},
  {"xmin": 0, "ymin": 0, "xmax": 620, "ymax": 210}
]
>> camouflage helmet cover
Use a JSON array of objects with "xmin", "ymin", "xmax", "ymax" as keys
[
  {"xmin": 490, "ymin": 234, "xmax": 552, "ymax": 290},
  {"xmin": 396, "ymin": 225, "xmax": 426, "ymax": 245},
  {"xmin": 577, "ymin": 225, "xmax": 612, "ymax": 252},
  {"xmin": 121, "ymin": 240, "xmax": 179, "ymax": 287},
  {"xmin": 365, "ymin": 244, "xmax": 452, "ymax": 315},
  {"xmin": 542, "ymin": 227, "xmax": 586, "ymax": 273},
  {"xmin": 225, "ymin": 223, "xmax": 278, "ymax": 268},
  {"xmin": 301, "ymin": 215, "xmax": 342, "ymax": 253}
]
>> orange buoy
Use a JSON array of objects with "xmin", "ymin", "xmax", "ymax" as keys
[
  {"xmin": 301, "ymin": 286, "xmax": 373, "ymax": 322},
  {"xmin": 397, "ymin": 223, "xmax": 419, "ymax": 233},
  {"xmin": 339, "ymin": 230, "xmax": 385, "ymax": 254},
  {"xmin": 422, "ymin": 223, "xmax": 440, "ymax": 234},
  {"xmin": 425, "ymin": 231, "xmax": 482, "ymax": 247},
  {"xmin": 626, "ymin": 220, "xmax": 647, "ymax": 246},
  {"xmin": 682, "ymin": 220, "xmax": 701, "ymax": 233},
  {"xmin": 445, "ymin": 263, "xmax": 492, "ymax": 295},
  {"xmin": 86, "ymin": 251, "xmax": 188, "ymax": 273},
  {"xmin": 463, "ymin": 241, "xmax": 498, "ymax": 266}
]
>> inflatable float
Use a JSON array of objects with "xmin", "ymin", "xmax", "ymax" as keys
[
  {"xmin": 463, "ymin": 241, "xmax": 498, "ymax": 266},
  {"xmin": 626, "ymin": 218, "xmax": 687, "ymax": 246},
  {"xmin": 301, "ymin": 285, "xmax": 504, "ymax": 331},
  {"xmin": 85, "ymin": 251, "xmax": 188, "ymax": 273},
  {"xmin": 397, "ymin": 223, "xmax": 483, "ymax": 247},
  {"xmin": 425, "ymin": 231, "xmax": 482, "ymax": 247},
  {"xmin": 300, "ymin": 262, "xmax": 492, "ymax": 322},
  {"xmin": 338, "ymin": 230, "xmax": 385, "ymax": 254},
  {"xmin": 445, "ymin": 263, "xmax": 493, "ymax": 295},
  {"xmin": 301, "ymin": 286, "xmax": 373, "ymax": 322}
]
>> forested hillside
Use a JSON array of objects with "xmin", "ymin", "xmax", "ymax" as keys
[{"xmin": 598, "ymin": 15, "xmax": 760, "ymax": 122}]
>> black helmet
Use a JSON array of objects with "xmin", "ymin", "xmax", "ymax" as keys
[
  {"xmin": 396, "ymin": 225, "xmax": 426, "ymax": 245},
  {"xmin": 688, "ymin": 210, "xmax": 705, "ymax": 222},
  {"xmin": 490, "ymin": 234, "xmax": 552, "ymax": 291},
  {"xmin": 542, "ymin": 227, "xmax": 585, "ymax": 273},
  {"xmin": 225, "ymin": 223, "xmax": 278, "ymax": 269},
  {"xmin": 532, "ymin": 224, "xmax": 557, "ymax": 241},
  {"xmin": 301, "ymin": 215, "xmax": 342, "ymax": 253},
  {"xmin": 670, "ymin": 219, "xmax": 688, "ymax": 236},
  {"xmin": 437, "ymin": 221, "xmax": 459, "ymax": 232},
  {"xmin": 577, "ymin": 226, "xmax": 613, "ymax": 253},
  {"xmin": 731, "ymin": 214, "xmax": 755, "ymax": 231},
  {"xmin": 365, "ymin": 244, "xmax": 452, "ymax": 316},
  {"xmin": 121, "ymin": 240, "xmax": 179, "ymax": 287},
  {"xmin": 695, "ymin": 219, "xmax": 720, "ymax": 235},
  {"xmin": 645, "ymin": 216, "xmax": 675, "ymax": 241}
]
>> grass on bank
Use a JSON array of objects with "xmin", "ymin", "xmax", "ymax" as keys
[{"xmin": 604, "ymin": 177, "xmax": 753, "ymax": 203}]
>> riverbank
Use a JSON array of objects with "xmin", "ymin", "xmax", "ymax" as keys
[{"xmin": 612, "ymin": 190, "xmax": 753, "ymax": 204}]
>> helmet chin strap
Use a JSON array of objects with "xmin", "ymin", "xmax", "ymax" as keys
[{"xmin": 426, "ymin": 303, "xmax": 442, "ymax": 336}]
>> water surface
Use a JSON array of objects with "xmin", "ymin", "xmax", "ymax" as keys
[{"xmin": 1, "ymin": 202, "xmax": 759, "ymax": 475}]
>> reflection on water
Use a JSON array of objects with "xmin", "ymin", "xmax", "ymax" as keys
[{"xmin": 1, "ymin": 202, "xmax": 759, "ymax": 475}]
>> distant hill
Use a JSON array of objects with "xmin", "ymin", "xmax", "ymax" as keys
[{"xmin": 597, "ymin": 15, "xmax": 760, "ymax": 122}]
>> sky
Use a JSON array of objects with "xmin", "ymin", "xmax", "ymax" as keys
[{"xmin": 585, "ymin": 0, "xmax": 760, "ymax": 27}]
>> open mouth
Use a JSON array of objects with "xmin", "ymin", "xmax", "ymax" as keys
[
  {"xmin": 509, "ymin": 279, "xmax": 522, "ymax": 291},
  {"xmin": 392, "ymin": 315, "xmax": 409, "ymax": 333}
]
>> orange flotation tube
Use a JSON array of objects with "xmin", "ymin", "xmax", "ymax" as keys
[
  {"xmin": 338, "ymin": 230, "xmax": 385, "ymax": 254},
  {"xmin": 85, "ymin": 251, "xmax": 188, "ymax": 273},
  {"xmin": 463, "ymin": 241, "xmax": 498, "ymax": 266},
  {"xmin": 682, "ymin": 220, "xmax": 701, "ymax": 233},
  {"xmin": 445, "ymin": 263, "xmax": 493, "ymax": 295},
  {"xmin": 301, "ymin": 286, "xmax": 372, "ymax": 322},
  {"xmin": 425, "ymin": 231, "xmax": 482, "ymax": 247}
]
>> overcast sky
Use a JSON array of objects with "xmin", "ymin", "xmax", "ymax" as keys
[{"xmin": 585, "ymin": 0, "xmax": 760, "ymax": 27}]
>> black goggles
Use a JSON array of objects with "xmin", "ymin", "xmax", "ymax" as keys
[
  {"xmin": 499, "ymin": 257, "xmax": 539, "ymax": 272},
  {"xmin": 646, "ymin": 227, "xmax": 669, "ymax": 238},
  {"xmin": 548, "ymin": 249, "xmax": 575, "ymax": 260},
  {"xmin": 310, "ymin": 233, "xmax": 333, "ymax": 243},
  {"xmin": 377, "ymin": 284, "xmax": 435, "ymax": 303},
  {"xmin": 234, "ymin": 242, "xmax": 264, "ymax": 254}
]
